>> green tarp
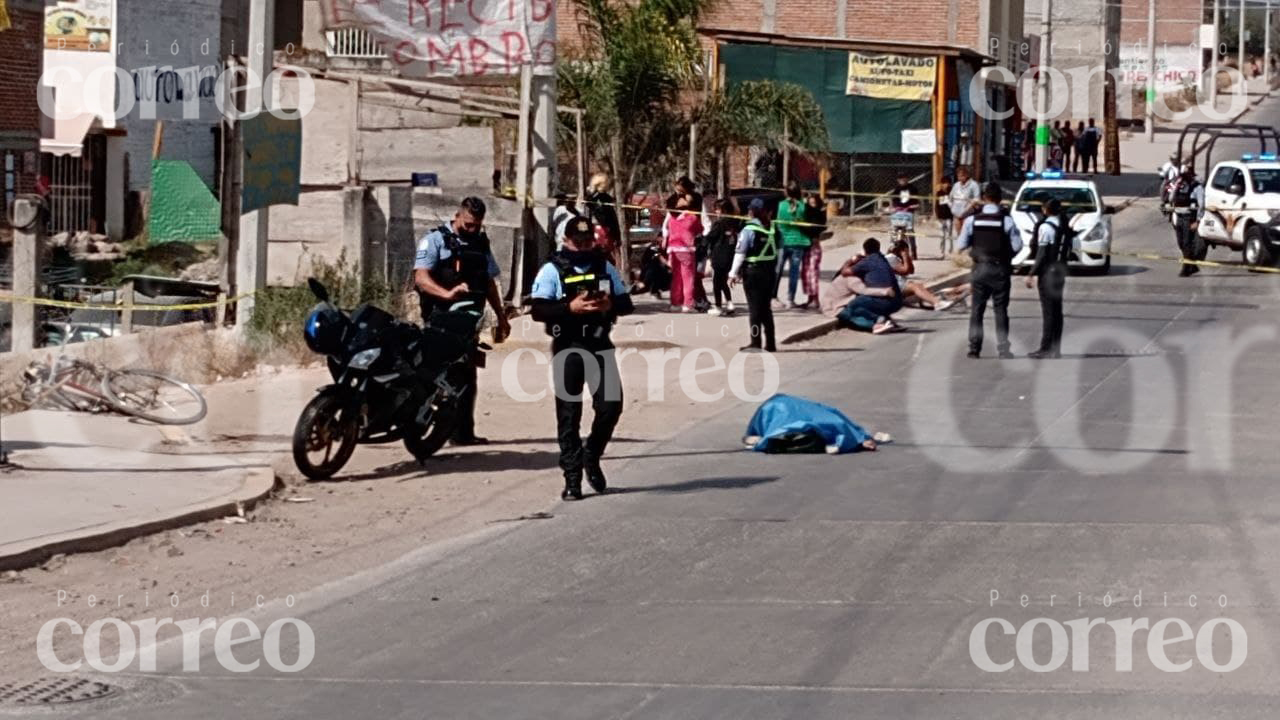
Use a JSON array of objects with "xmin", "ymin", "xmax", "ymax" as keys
[{"xmin": 720, "ymin": 43, "xmax": 934, "ymax": 154}]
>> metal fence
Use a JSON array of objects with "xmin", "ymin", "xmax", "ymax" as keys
[
  {"xmin": 326, "ymin": 28, "xmax": 385, "ymax": 59},
  {"xmin": 46, "ymin": 154, "xmax": 93, "ymax": 235}
]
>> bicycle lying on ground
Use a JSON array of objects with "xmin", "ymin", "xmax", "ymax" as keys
[{"xmin": 21, "ymin": 354, "xmax": 208, "ymax": 426}]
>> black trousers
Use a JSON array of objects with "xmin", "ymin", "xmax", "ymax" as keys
[
  {"xmin": 553, "ymin": 343, "xmax": 624, "ymax": 476},
  {"xmin": 969, "ymin": 262, "xmax": 1012, "ymax": 355},
  {"xmin": 743, "ymin": 264, "xmax": 777, "ymax": 351},
  {"xmin": 712, "ymin": 266, "xmax": 732, "ymax": 307},
  {"xmin": 453, "ymin": 361, "xmax": 479, "ymax": 439},
  {"xmin": 1174, "ymin": 215, "xmax": 1206, "ymax": 272},
  {"xmin": 1036, "ymin": 263, "xmax": 1067, "ymax": 354}
]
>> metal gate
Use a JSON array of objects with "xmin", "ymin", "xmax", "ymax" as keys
[{"xmin": 46, "ymin": 153, "xmax": 92, "ymax": 234}]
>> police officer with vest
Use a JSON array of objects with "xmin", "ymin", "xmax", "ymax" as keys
[
  {"xmin": 414, "ymin": 197, "xmax": 512, "ymax": 446},
  {"xmin": 1170, "ymin": 165, "xmax": 1206, "ymax": 277},
  {"xmin": 530, "ymin": 216, "xmax": 635, "ymax": 501},
  {"xmin": 729, "ymin": 199, "xmax": 778, "ymax": 353},
  {"xmin": 1025, "ymin": 198, "xmax": 1070, "ymax": 359},
  {"xmin": 956, "ymin": 182, "xmax": 1023, "ymax": 359}
]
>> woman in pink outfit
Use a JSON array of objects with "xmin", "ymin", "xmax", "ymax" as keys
[{"xmin": 663, "ymin": 194, "xmax": 703, "ymax": 311}]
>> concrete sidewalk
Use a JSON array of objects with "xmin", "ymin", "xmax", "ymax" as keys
[{"xmin": 0, "ymin": 410, "xmax": 275, "ymax": 571}]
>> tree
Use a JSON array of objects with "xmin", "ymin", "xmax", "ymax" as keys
[
  {"xmin": 558, "ymin": 0, "xmax": 827, "ymax": 277},
  {"xmin": 696, "ymin": 79, "xmax": 829, "ymax": 189}
]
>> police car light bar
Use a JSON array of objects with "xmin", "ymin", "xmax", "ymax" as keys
[
  {"xmin": 1024, "ymin": 170, "xmax": 1064, "ymax": 180},
  {"xmin": 1242, "ymin": 153, "xmax": 1277, "ymax": 162}
]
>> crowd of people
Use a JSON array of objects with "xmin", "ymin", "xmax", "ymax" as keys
[{"xmin": 1021, "ymin": 118, "xmax": 1103, "ymax": 174}]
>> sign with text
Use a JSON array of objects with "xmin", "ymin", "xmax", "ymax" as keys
[
  {"xmin": 846, "ymin": 52, "xmax": 937, "ymax": 102},
  {"xmin": 242, "ymin": 114, "xmax": 302, "ymax": 214},
  {"xmin": 323, "ymin": 0, "xmax": 556, "ymax": 77},
  {"xmin": 45, "ymin": 0, "xmax": 113, "ymax": 52}
]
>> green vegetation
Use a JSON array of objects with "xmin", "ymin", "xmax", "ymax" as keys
[{"xmin": 247, "ymin": 253, "xmax": 392, "ymax": 352}]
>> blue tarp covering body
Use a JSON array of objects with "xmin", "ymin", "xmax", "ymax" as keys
[{"xmin": 744, "ymin": 394, "xmax": 872, "ymax": 454}]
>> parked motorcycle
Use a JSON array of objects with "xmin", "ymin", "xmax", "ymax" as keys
[{"xmin": 291, "ymin": 278, "xmax": 485, "ymax": 480}]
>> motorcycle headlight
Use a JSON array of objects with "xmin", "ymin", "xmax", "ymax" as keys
[{"xmin": 349, "ymin": 348, "xmax": 382, "ymax": 370}]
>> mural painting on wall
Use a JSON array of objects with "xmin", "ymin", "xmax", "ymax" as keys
[{"xmin": 45, "ymin": 0, "xmax": 113, "ymax": 52}]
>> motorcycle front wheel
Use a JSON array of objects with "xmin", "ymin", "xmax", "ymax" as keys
[{"xmin": 292, "ymin": 388, "xmax": 360, "ymax": 480}]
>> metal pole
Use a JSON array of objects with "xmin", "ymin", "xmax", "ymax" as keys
[
  {"xmin": 1239, "ymin": 0, "xmax": 1247, "ymax": 83},
  {"xmin": 688, "ymin": 123, "xmax": 698, "ymax": 180},
  {"xmin": 575, "ymin": 109, "xmax": 586, "ymax": 206},
  {"xmin": 1147, "ymin": 0, "xmax": 1157, "ymax": 142},
  {"xmin": 512, "ymin": 65, "xmax": 532, "ymax": 306},
  {"xmin": 1211, "ymin": 0, "xmax": 1220, "ymax": 106},
  {"xmin": 1035, "ymin": 0, "xmax": 1053, "ymax": 172},
  {"xmin": 781, "ymin": 118, "xmax": 790, "ymax": 188},
  {"xmin": 1266, "ymin": 0, "xmax": 1273, "ymax": 89}
]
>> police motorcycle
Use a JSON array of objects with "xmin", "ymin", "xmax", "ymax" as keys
[{"xmin": 291, "ymin": 278, "xmax": 485, "ymax": 480}]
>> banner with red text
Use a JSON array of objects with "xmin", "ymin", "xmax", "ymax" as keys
[{"xmin": 323, "ymin": 0, "xmax": 556, "ymax": 78}]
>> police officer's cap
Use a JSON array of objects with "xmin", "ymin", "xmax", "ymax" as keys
[{"xmin": 567, "ymin": 217, "xmax": 594, "ymax": 238}]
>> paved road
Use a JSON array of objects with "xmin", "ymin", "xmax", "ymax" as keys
[{"xmin": 19, "ymin": 110, "xmax": 1280, "ymax": 719}]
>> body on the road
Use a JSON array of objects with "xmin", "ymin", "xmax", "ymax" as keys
[
  {"xmin": 530, "ymin": 217, "xmax": 635, "ymax": 501},
  {"xmin": 956, "ymin": 183, "xmax": 1023, "ymax": 358},
  {"xmin": 1026, "ymin": 198, "xmax": 1071, "ymax": 359},
  {"xmin": 413, "ymin": 197, "xmax": 511, "ymax": 445},
  {"xmin": 730, "ymin": 199, "xmax": 779, "ymax": 352}
]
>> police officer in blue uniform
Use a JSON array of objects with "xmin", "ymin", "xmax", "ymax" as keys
[
  {"xmin": 414, "ymin": 197, "xmax": 511, "ymax": 445},
  {"xmin": 956, "ymin": 183, "xmax": 1023, "ymax": 359},
  {"xmin": 530, "ymin": 217, "xmax": 635, "ymax": 501}
]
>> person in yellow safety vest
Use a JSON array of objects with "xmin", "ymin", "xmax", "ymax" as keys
[{"xmin": 730, "ymin": 198, "xmax": 779, "ymax": 352}]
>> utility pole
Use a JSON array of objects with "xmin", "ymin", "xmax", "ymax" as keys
[
  {"xmin": 1239, "ymin": 0, "xmax": 1247, "ymax": 82},
  {"xmin": 1147, "ymin": 0, "xmax": 1157, "ymax": 142},
  {"xmin": 1211, "ymin": 0, "xmax": 1220, "ymax": 106},
  {"xmin": 235, "ymin": 0, "xmax": 274, "ymax": 328},
  {"xmin": 1267, "ymin": 0, "xmax": 1273, "ymax": 88},
  {"xmin": 1035, "ymin": 0, "xmax": 1053, "ymax": 172}
]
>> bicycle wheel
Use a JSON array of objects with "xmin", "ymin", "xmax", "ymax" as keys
[{"xmin": 102, "ymin": 369, "xmax": 208, "ymax": 425}]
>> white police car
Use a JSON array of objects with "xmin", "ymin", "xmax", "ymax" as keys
[
  {"xmin": 1009, "ymin": 171, "xmax": 1116, "ymax": 274},
  {"xmin": 1196, "ymin": 153, "xmax": 1280, "ymax": 267}
]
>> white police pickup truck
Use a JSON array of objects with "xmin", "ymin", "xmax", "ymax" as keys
[
  {"xmin": 1195, "ymin": 153, "xmax": 1280, "ymax": 267},
  {"xmin": 1009, "ymin": 172, "xmax": 1116, "ymax": 274}
]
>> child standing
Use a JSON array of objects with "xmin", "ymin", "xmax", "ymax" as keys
[
  {"xmin": 706, "ymin": 199, "xmax": 741, "ymax": 316},
  {"xmin": 935, "ymin": 178, "xmax": 955, "ymax": 259}
]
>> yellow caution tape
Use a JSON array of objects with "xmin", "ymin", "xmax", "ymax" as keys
[{"xmin": 0, "ymin": 291, "xmax": 254, "ymax": 311}]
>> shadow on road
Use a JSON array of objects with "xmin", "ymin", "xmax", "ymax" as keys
[{"xmin": 613, "ymin": 475, "xmax": 780, "ymax": 495}]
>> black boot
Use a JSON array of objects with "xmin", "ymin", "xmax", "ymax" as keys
[
  {"xmin": 584, "ymin": 459, "xmax": 608, "ymax": 495},
  {"xmin": 561, "ymin": 473, "xmax": 584, "ymax": 501}
]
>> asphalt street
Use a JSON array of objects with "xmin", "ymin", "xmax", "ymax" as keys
[{"xmin": 17, "ymin": 112, "xmax": 1280, "ymax": 719}]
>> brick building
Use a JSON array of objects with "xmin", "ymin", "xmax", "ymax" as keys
[
  {"xmin": 1115, "ymin": 0, "xmax": 1204, "ymax": 120},
  {"xmin": 556, "ymin": 0, "xmax": 1025, "ymax": 200},
  {"xmin": 0, "ymin": 0, "xmax": 45, "ymax": 235}
]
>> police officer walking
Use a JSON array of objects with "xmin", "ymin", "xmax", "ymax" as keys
[
  {"xmin": 1170, "ymin": 165, "xmax": 1206, "ymax": 277},
  {"xmin": 956, "ymin": 182, "xmax": 1023, "ymax": 359},
  {"xmin": 1026, "ymin": 198, "xmax": 1070, "ymax": 359},
  {"xmin": 729, "ymin": 199, "xmax": 779, "ymax": 352},
  {"xmin": 530, "ymin": 217, "xmax": 635, "ymax": 501},
  {"xmin": 414, "ymin": 197, "xmax": 511, "ymax": 446}
]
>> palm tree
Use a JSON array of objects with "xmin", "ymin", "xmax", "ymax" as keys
[{"xmin": 559, "ymin": 0, "xmax": 826, "ymax": 278}]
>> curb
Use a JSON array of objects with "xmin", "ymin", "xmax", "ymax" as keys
[
  {"xmin": 779, "ymin": 267, "xmax": 971, "ymax": 345},
  {"xmin": 0, "ymin": 466, "xmax": 279, "ymax": 573}
]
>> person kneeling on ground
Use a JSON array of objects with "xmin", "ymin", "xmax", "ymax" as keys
[
  {"xmin": 885, "ymin": 238, "xmax": 956, "ymax": 311},
  {"xmin": 835, "ymin": 238, "xmax": 905, "ymax": 334}
]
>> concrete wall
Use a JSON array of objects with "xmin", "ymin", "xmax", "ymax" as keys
[
  {"xmin": 116, "ymin": 0, "xmax": 223, "ymax": 190},
  {"xmin": 1025, "ymin": 0, "xmax": 1118, "ymax": 123}
]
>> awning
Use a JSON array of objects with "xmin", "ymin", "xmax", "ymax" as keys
[{"xmin": 41, "ymin": 112, "xmax": 98, "ymax": 157}]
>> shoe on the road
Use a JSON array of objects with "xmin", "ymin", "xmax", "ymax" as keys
[
  {"xmin": 585, "ymin": 462, "xmax": 608, "ymax": 495},
  {"xmin": 739, "ymin": 345, "xmax": 763, "ymax": 353},
  {"xmin": 707, "ymin": 307, "xmax": 722, "ymax": 316},
  {"xmin": 725, "ymin": 302, "xmax": 736, "ymax": 314},
  {"xmin": 1027, "ymin": 349, "xmax": 1054, "ymax": 359},
  {"xmin": 997, "ymin": 350, "xmax": 1016, "ymax": 359},
  {"xmin": 934, "ymin": 299, "xmax": 957, "ymax": 312},
  {"xmin": 561, "ymin": 474, "xmax": 584, "ymax": 501},
  {"xmin": 451, "ymin": 434, "xmax": 489, "ymax": 447},
  {"xmin": 967, "ymin": 350, "xmax": 981, "ymax": 359}
]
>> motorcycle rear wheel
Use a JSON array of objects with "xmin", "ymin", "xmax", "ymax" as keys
[
  {"xmin": 403, "ymin": 399, "xmax": 456, "ymax": 463},
  {"xmin": 293, "ymin": 388, "xmax": 360, "ymax": 481}
]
